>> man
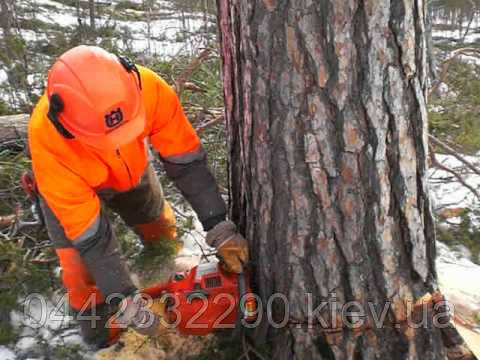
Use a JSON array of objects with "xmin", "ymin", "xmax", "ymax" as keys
[{"xmin": 28, "ymin": 45, "xmax": 248, "ymax": 349}]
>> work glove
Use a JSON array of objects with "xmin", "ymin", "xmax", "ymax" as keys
[
  {"xmin": 115, "ymin": 293, "xmax": 162, "ymax": 336},
  {"xmin": 206, "ymin": 220, "xmax": 249, "ymax": 273}
]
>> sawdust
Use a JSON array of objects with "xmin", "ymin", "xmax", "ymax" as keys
[
  {"xmin": 94, "ymin": 328, "xmax": 214, "ymax": 360},
  {"xmin": 95, "ymin": 296, "xmax": 211, "ymax": 359},
  {"xmin": 95, "ymin": 256, "xmax": 212, "ymax": 360},
  {"xmin": 95, "ymin": 330, "xmax": 166, "ymax": 360}
]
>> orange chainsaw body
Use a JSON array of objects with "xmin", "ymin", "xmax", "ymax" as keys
[{"xmin": 142, "ymin": 262, "xmax": 256, "ymax": 336}]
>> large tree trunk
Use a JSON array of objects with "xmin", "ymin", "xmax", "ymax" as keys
[{"xmin": 217, "ymin": 1, "xmax": 476, "ymax": 359}]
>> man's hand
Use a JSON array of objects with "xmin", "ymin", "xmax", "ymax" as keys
[
  {"xmin": 115, "ymin": 293, "xmax": 162, "ymax": 336},
  {"xmin": 206, "ymin": 221, "xmax": 249, "ymax": 273}
]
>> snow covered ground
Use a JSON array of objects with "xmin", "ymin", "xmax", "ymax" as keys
[
  {"xmin": 0, "ymin": 347, "xmax": 16, "ymax": 360},
  {"xmin": 17, "ymin": 0, "xmax": 210, "ymax": 57},
  {"xmin": 437, "ymin": 241, "xmax": 480, "ymax": 357},
  {"xmin": 431, "ymin": 14, "xmax": 480, "ymax": 44},
  {"xmin": 0, "ymin": 293, "xmax": 93, "ymax": 359},
  {"xmin": 0, "ymin": 0, "xmax": 213, "ymax": 104},
  {"xmin": 429, "ymin": 153, "xmax": 480, "ymax": 218},
  {"xmin": 433, "ymin": 28, "xmax": 480, "ymax": 44},
  {"xmin": 437, "ymin": 242, "xmax": 480, "ymax": 315}
]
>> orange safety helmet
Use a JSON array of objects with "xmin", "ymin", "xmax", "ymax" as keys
[{"xmin": 46, "ymin": 45, "xmax": 146, "ymax": 151}]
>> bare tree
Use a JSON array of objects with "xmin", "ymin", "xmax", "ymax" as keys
[
  {"xmin": 0, "ymin": 1, "xmax": 12, "ymax": 36},
  {"xmin": 89, "ymin": 0, "xmax": 95, "ymax": 31},
  {"xmin": 0, "ymin": 0, "xmax": 31, "ymax": 111},
  {"xmin": 217, "ymin": 1, "xmax": 477, "ymax": 359},
  {"xmin": 143, "ymin": 0, "xmax": 152, "ymax": 57},
  {"xmin": 76, "ymin": 0, "xmax": 81, "ymax": 19}
]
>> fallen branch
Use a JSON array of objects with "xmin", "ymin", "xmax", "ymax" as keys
[
  {"xmin": 195, "ymin": 115, "xmax": 225, "ymax": 133},
  {"xmin": 31, "ymin": 257, "xmax": 56, "ymax": 264},
  {"xmin": 0, "ymin": 114, "xmax": 29, "ymax": 143},
  {"xmin": 0, "ymin": 214, "xmax": 16, "ymax": 228},
  {"xmin": 430, "ymin": 149, "xmax": 480, "ymax": 201},
  {"xmin": 0, "ymin": 107, "xmax": 225, "ymax": 136},
  {"xmin": 175, "ymin": 48, "xmax": 213, "ymax": 96},
  {"xmin": 187, "ymin": 106, "xmax": 224, "ymax": 113},
  {"xmin": 429, "ymin": 135, "xmax": 480, "ymax": 177},
  {"xmin": 182, "ymin": 82, "xmax": 206, "ymax": 93}
]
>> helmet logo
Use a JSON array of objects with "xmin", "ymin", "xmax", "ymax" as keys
[{"xmin": 105, "ymin": 108, "xmax": 123, "ymax": 128}]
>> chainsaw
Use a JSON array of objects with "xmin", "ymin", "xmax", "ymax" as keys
[
  {"xmin": 19, "ymin": 171, "xmax": 257, "ymax": 336},
  {"xmin": 141, "ymin": 261, "xmax": 257, "ymax": 336}
]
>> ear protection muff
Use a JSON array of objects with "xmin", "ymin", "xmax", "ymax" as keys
[
  {"xmin": 47, "ymin": 93, "xmax": 75, "ymax": 139},
  {"xmin": 47, "ymin": 55, "xmax": 141, "ymax": 139},
  {"xmin": 118, "ymin": 55, "xmax": 142, "ymax": 90}
]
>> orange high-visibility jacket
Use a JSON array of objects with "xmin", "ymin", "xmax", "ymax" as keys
[{"xmin": 29, "ymin": 66, "xmax": 201, "ymax": 241}]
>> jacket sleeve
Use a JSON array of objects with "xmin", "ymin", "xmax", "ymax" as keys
[
  {"xmin": 31, "ymin": 148, "xmax": 101, "ymax": 241},
  {"xmin": 146, "ymin": 70, "xmax": 226, "ymax": 231},
  {"xmin": 31, "ymin": 143, "xmax": 136, "ymax": 301}
]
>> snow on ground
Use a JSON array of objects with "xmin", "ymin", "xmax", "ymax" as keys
[
  {"xmin": 27, "ymin": 0, "xmax": 209, "ymax": 56},
  {"xmin": 0, "ymin": 0, "xmax": 211, "ymax": 116},
  {"xmin": 108, "ymin": 16, "xmax": 207, "ymax": 57},
  {"xmin": 431, "ymin": 13, "xmax": 480, "ymax": 45},
  {"xmin": 428, "ymin": 153, "xmax": 480, "ymax": 214},
  {"xmin": 430, "ymin": 14, "xmax": 480, "ymax": 28},
  {"xmin": 0, "ymin": 1, "xmax": 209, "ymax": 91},
  {"xmin": 437, "ymin": 241, "xmax": 480, "ymax": 315},
  {"xmin": 0, "ymin": 70, "xmax": 7, "ymax": 83},
  {"xmin": 36, "ymin": 11, "xmax": 78, "ymax": 28},
  {"xmin": 457, "ymin": 325, "xmax": 480, "ymax": 358},
  {"xmin": 437, "ymin": 241, "xmax": 480, "ymax": 356},
  {"xmin": 432, "ymin": 29, "xmax": 480, "ymax": 44},
  {"xmin": 100, "ymin": 15, "xmax": 208, "ymax": 57},
  {"xmin": 175, "ymin": 204, "xmax": 212, "ymax": 257},
  {"xmin": 33, "ymin": 0, "xmax": 76, "ymax": 10},
  {"xmin": 465, "ymin": 32, "xmax": 480, "ymax": 43},
  {"xmin": 0, "ymin": 347, "xmax": 16, "ymax": 360},
  {"xmin": 459, "ymin": 54, "xmax": 480, "ymax": 66},
  {"xmin": 20, "ymin": 30, "xmax": 47, "ymax": 42},
  {"xmin": 7, "ymin": 291, "xmax": 93, "ymax": 359}
]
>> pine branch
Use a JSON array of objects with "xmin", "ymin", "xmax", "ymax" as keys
[{"xmin": 429, "ymin": 47, "xmax": 480, "ymax": 99}]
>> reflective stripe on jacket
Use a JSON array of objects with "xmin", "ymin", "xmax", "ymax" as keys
[{"xmin": 29, "ymin": 66, "xmax": 202, "ymax": 241}]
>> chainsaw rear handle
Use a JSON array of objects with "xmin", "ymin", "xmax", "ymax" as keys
[{"xmin": 237, "ymin": 272, "xmax": 247, "ymax": 320}]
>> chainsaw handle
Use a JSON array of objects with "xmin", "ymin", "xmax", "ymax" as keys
[{"xmin": 237, "ymin": 272, "xmax": 246, "ymax": 318}]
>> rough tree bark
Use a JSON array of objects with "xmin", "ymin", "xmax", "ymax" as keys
[{"xmin": 217, "ymin": 1, "xmax": 477, "ymax": 359}]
